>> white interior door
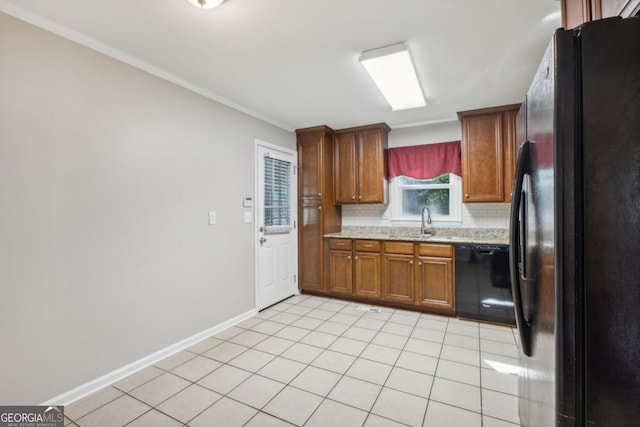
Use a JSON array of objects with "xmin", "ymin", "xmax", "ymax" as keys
[{"xmin": 255, "ymin": 141, "xmax": 297, "ymax": 310}]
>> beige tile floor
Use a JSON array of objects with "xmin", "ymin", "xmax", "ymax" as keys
[{"xmin": 64, "ymin": 294, "xmax": 521, "ymax": 427}]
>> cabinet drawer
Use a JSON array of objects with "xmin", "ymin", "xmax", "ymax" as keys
[
  {"xmin": 418, "ymin": 243, "xmax": 453, "ymax": 257},
  {"xmin": 355, "ymin": 240, "xmax": 381, "ymax": 252},
  {"xmin": 329, "ymin": 238, "xmax": 353, "ymax": 250},
  {"xmin": 384, "ymin": 241, "xmax": 415, "ymax": 255}
]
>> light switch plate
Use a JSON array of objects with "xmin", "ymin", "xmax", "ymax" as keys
[
  {"xmin": 244, "ymin": 211, "xmax": 252, "ymax": 223},
  {"xmin": 208, "ymin": 211, "xmax": 216, "ymax": 225}
]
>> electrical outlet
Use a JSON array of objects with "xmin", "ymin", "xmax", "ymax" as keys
[
  {"xmin": 244, "ymin": 211, "xmax": 252, "ymax": 223},
  {"xmin": 208, "ymin": 211, "xmax": 217, "ymax": 225}
]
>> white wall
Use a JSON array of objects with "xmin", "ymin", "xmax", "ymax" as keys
[
  {"xmin": 342, "ymin": 120, "xmax": 510, "ymax": 229},
  {"xmin": 389, "ymin": 121, "xmax": 462, "ymax": 148},
  {"xmin": 0, "ymin": 12, "xmax": 294, "ymax": 404}
]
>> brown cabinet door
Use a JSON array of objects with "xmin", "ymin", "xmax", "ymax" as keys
[
  {"xmin": 297, "ymin": 132, "xmax": 323, "ymax": 200},
  {"xmin": 461, "ymin": 112, "xmax": 505, "ymax": 203},
  {"xmin": 382, "ymin": 253, "xmax": 414, "ymax": 304},
  {"xmin": 562, "ymin": 0, "xmax": 592, "ymax": 28},
  {"xmin": 561, "ymin": 0, "xmax": 640, "ymax": 28},
  {"xmin": 354, "ymin": 251, "xmax": 381, "ymax": 298},
  {"xmin": 598, "ymin": 0, "xmax": 640, "ymax": 18},
  {"xmin": 503, "ymin": 108, "xmax": 518, "ymax": 203},
  {"xmin": 299, "ymin": 203, "xmax": 324, "ymax": 291},
  {"xmin": 357, "ymin": 128, "xmax": 386, "ymax": 203},
  {"xmin": 329, "ymin": 250, "xmax": 353, "ymax": 294},
  {"xmin": 334, "ymin": 132, "xmax": 358, "ymax": 204},
  {"xmin": 416, "ymin": 256, "xmax": 454, "ymax": 315}
]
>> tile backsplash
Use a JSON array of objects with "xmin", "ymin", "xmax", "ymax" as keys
[{"xmin": 341, "ymin": 203, "xmax": 510, "ymax": 229}]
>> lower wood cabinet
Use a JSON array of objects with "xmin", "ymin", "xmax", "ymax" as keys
[
  {"xmin": 381, "ymin": 241, "xmax": 415, "ymax": 304},
  {"xmin": 299, "ymin": 202, "xmax": 323, "ymax": 291},
  {"xmin": 354, "ymin": 251, "xmax": 381, "ymax": 298},
  {"xmin": 328, "ymin": 238, "xmax": 353, "ymax": 294},
  {"xmin": 324, "ymin": 238, "xmax": 455, "ymax": 315},
  {"xmin": 329, "ymin": 250, "xmax": 353, "ymax": 294},
  {"xmin": 382, "ymin": 253, "xmax": 414, "ymax": 304},
  {"xmin": 416, "ymin": 256, "xmax": 454, "ymax": 313},
  {"xmin": 415, "ymin": 243, "xmax": 455, "ymax": 314}
]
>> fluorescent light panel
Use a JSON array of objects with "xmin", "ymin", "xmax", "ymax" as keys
[
  {"xmin": 359, "ymin": 43, "xmax": 426, "ymax": 111},
  {"xmin": 186, "ymin": 0, "xmax": 224, "ymax": 9}
]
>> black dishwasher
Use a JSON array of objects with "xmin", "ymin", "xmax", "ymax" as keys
[{"xmin": 455, "ymin": 244, "xmax": 515, "ymax": 325}]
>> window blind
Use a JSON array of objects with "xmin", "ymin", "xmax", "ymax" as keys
[{"xmin": 264, "ymin": 156, "xmax": 292, "ymax": 232}]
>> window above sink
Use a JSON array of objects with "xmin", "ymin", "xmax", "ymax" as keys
[{"xmin": 390, "ymin": 173, "xmax": 462, "ymax": 222}]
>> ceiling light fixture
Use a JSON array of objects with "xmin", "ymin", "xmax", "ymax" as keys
[
  {"xmin": 186, "ymin": 0, "xmax": 225, "ymax": 9},
  {"xmin": 359, "ymin": 42, "xmax": 426, "ymax": 111}
]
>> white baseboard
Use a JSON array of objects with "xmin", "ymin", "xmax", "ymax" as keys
[{"xmin": 40, "ymin": 308, "xmax": 258, "ymax": 406}]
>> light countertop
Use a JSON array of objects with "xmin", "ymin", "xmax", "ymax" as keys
[{"xmin": 324, "ymin": 226, "xmax": 509, "ymax": 246}]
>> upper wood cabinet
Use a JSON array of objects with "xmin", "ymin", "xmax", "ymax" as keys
[
  {"xmin": 297, "ymin": 125, "xmax": 335, "ymax": 201},
  {"xmin": 562, "ymin": 0, "xmax": 640, "ymax": 28},
  {"xmin": 458, "ymin": 104, "xmax": 520, "ymax": 203},
  {"xmin": 334, "ymin": 132, "xmax": 357, "ymax": 204},
  {"xmin": 334, "ymin": 123, "xmax": 389, "ymax": 204}
]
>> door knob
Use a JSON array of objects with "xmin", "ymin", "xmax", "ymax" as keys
[{"xmin": 260, "ymin": 237, "xmax": 267, "ymax": 245}]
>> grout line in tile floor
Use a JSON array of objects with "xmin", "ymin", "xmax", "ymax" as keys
[
  {"xmin": 477, "ymin": 321, "xmax": 485, "ymax": 427},
  {"xmin": 64, "ymin": 294, "xmax": 521, "ymax": 427}
]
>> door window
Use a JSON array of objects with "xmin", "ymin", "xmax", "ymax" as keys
[{"xmin": 263, "ymin": 156, "xmax": 292, "ymax": 233}]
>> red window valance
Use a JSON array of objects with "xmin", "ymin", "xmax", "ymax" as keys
[{"xmin": 387, "ymin": 141, "xmax": 461, "ymax": 180}]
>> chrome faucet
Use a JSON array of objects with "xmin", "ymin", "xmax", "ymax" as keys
[{"xmin": 421, "ymin": 206, "xmax": 432, "ymax": 235}]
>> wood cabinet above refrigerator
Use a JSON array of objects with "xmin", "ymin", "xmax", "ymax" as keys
[
  {"xmin": 562, "ymin": 0, "xmax": 640, "ymax": 29},
  {"xmin": 458, "ymin": 104, "xmax": 520, "ymax": 203}
]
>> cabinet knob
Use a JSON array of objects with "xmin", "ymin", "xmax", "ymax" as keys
[
  {"xmin": 347, "ymin": 256, "xmax": 351, "ymax": 260},
  {"xmin": 318, "ymin": 206, "xmax": 322, "ymax": 210},
  {"xmin": 318, "ymin": 192, "xmax": 322, "ymax": 196},
  {"xmin": 351, "ymin": 196, "xmax": 356, "ymax": 200},
  {"xmin": 358, "ymin": 196, "xmax": 362, "ymax": 199},
  {"xmin": 410, "ymin": 260, "xmax": 414, "ymax": 265},
  {"xmin": 354, "ymin": 255, "xmax": 358, "ymax": 260},
  {"xmin": 465, "ymin": 194, "xmax": 469, "ymax": 198},
  {"xmin": 418, "ymin": 261, "xmax": 422, "ymax": 266}
]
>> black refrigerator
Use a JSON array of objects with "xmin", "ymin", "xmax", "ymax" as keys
[{"xmin": 510, "ymin": 17, "xmax": 640, "ymax": 427}]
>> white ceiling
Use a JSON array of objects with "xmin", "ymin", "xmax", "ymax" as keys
[{"xmin": 0, "ymin": 0, "xmax": 561, "ymax": 132}]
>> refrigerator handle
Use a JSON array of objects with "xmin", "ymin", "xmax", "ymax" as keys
[{"xmin": 510, "ymin": 141, "xmax": 533, "ymax": 356}]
